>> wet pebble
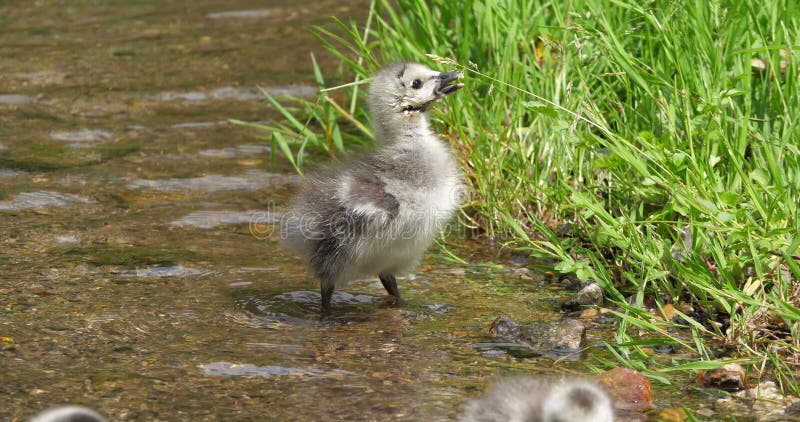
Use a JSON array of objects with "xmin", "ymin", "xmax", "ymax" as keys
[
  {"xmin": 697, "ymin": 363, "xmax": 745, "ymax": 392},
  {"xmin": 562, "ymin": 282, "xmax": 604, "ymax": 311},
  {"xmin": 426, "ymin": 303, "xmax": 454, "ymax": 314},
  {"xmin": 169, "ymin": 210, "xmax": 280, "ymax": 229},
  {"xmin": 54, "ymin": 234, "xmax": 81, "ymax": 244},
  {"xmin": 0, "ymin": 191, "xmax": 91, "ymax": 211}
]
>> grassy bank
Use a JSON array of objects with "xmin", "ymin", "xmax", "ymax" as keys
[{"xmin": 244, "ymin": 0, "xmax": 800, "ymax": 390}]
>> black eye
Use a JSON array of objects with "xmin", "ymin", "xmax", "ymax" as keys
[{"xmin": 411, "ymin": 79, "xmax": 422, "ymax": 89}]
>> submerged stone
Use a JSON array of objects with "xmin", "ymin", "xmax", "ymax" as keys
[{"xmin": 488, "ymin": 316, "xmax": 586, "ymax": 358}]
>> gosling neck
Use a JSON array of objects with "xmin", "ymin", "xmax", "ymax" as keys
[{"xmin": 371, "ymin": 108, "xmax": 432, "ymax": 145}]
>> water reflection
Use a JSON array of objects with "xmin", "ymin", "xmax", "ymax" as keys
[
  {"xmin": 0, "ymin": 191, "xmax": 91, "ymax": 211},
  {"xmin": 198, "ymin": 361, "xmax": 357, "ymax": 378},
  {"xmin": 50, "ymin": 129, "xmax": 112, "ymax": 144},
  {"xmin": 151, "ymin": 86, "xmax": 315, "ymax": 103},
  {"xmin": 111, "ymin": 265, "xmax": 214, "ymax": 278},
  {"xmin": 206, "ymin": 10, "xmax": 275, "ymax": 19},
  {"xmin": 170, "ymin": 210, "xmax": 279, "ymax": 229},
  {"xmin": 0, "ymin": 94, "xmax": 36, "ymax": 105},
  {"xmin": 128, "ymin": 170, "xmax": 297, "ymax": 192}
]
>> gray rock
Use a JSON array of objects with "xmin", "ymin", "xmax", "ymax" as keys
[
  {"xmin": 562, "ymin": 282, "xmax": 604, "ymax": 311},
  {"xmin": 489, "ymin": 316, "xmax": 586, "ymax": 357},
  {"xmin": 718, "ymin": 380, "xmax": 800, "ymax": 420}
]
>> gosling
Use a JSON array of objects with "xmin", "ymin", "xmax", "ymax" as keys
[
  {"xmin": 280, "ymin": 62, "xmax": 464, "ymax": 314},
  {"xmin": 460, "ymin": 376, "xmax": 615, "ymax": 422},
  {"xmin": 30, "ymin": 406, "xmax": 105, "ymax": 422}
]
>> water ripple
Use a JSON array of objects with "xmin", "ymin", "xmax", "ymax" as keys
[
  {"xmin": 169, "ymin": 210, "xmax": 280, "ymax": 229},
  {"xmin": 112, "ymin": 265, "xmax": 213, "ymax": 278},
  {"xmin": 152, "ymin": 86, "xmax": 315, "ymax": 103},
  {"xmin": 198, "ymin": 144, "xmax": 271, "ymax": 158},
  {"xmin": 50, "ymin": 129, "xmax": 112, "ymax": 143},
  {"xmin": 0, "ymin": 191, "xmax": 91, "ymax": 211},
  {"xmin": 197, "ymin": 361, "xmax": 356, "ymax": 378},
  {"xmin": 0, "ymin": 94, "xmax": 35, "ymax": 105},
  {"xmin": 206, "ymin": 9, "xmax": 274, "ymax": 19},
  {"xmin": 128, "ymin": 170, "xmax": 299, "ymax": 192}
]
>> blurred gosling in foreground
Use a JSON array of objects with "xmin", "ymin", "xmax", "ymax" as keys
[{"xmin": 461, "ymin": 376, "xmax": 615, "ymax": 422}]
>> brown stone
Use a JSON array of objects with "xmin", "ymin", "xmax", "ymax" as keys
[
  {"xmin": 657, "ymin": 407, "xmax": 689, "ymax": 421},
  {"xmin": 597, "ymin": 367, "xmax": 654, "ymax": 411},
  {"xmin": 697, "ymin": 363, "xmax": 746, "ymax": 392}
]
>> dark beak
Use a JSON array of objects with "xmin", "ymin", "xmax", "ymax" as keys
[{"xmin": 436, "ymin": 71, "xmax": 464, "ymax": 96}]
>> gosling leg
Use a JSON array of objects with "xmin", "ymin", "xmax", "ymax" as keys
[
  {"xmin": 379, "ymin": 274, "xmax": 401, "ymax": 305},
  {"xmin": 320, "ymin": 283, "xmax": 334, "ymax": 316}
]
